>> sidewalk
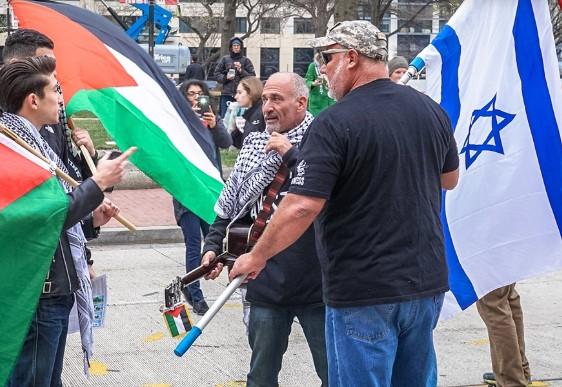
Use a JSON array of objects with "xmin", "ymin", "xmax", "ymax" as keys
[{"xmin": 94, "ymin": 188, "xmax": 182, "ymax": 245}]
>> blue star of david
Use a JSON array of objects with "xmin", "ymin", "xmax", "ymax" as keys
[{"xmin": 460, "ymin": 94, "xmax": 515, "ymax": 170}]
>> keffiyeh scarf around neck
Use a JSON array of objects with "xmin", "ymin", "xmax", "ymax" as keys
[
  {"xmin": 215, "ymin": 112, "xmax": 314, "ymax": 220},
  {"xmin": 0, "ymin": 112, "xmax": 95, "ymax": 373}
]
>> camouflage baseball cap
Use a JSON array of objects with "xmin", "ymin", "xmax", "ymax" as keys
[{"xmin": 311, "ymin": 20, "xmax": 388, "ymax": 61}]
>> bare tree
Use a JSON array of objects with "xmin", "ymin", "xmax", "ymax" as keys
[
  {"xmin": 550, "ymin": 0, "xmax": 562, "ymax": 47},
  {"xmin": 371, "ymin": 1, "xmax": 461, "ymax": 37},
  {"xmin": 220, "ymin": 0, "xmax": 236, "ymax": 57},
  {"xmin": 334, "ymin": 0, "xmax": 358, "ymax": 23},
  {"xmin": 176, "ymin": 2, "xmax": 222, "ymax": 76},
  {"xmin": 285, "ymin": 0, "xmax": 335, "ymax": 37}
]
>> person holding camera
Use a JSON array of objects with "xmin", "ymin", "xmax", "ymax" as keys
[
  {"xmin": 173, "ymin": 79, "xmax": 232, "ymax": 315},
  {"xmin": 214, "ymin": 37, "xmax": 256, "ymax": 118}
]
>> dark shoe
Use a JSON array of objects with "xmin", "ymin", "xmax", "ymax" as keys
[
  {"xmin": 182, "ymin": 288, "xmax": 193, "ymax": 306},
  {"xmin": 483, "ymin": 372, "xmax": 496, "ymax": 385},
  {"xmin": 193, "ymin": 300, "xmax": 209, "ymax": 316}
]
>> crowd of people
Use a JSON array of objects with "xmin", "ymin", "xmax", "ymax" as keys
[{"xmin": 0, "ymin": 19, "xmax": 531, "ymax": 387}]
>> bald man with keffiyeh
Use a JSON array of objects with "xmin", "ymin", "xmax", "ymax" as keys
[{"xmin": 201, "ymin": 73, "xmax": 328, "ymax": 387}]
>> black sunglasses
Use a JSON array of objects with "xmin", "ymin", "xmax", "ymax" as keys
[{"xmin": 318, "ymin": 48, "xmax": 349, "ymax": 66}]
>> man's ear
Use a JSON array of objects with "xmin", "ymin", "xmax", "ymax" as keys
[
  {"xmin": 23, "ymin": 93, "xmax": 40, "ymax": 111},
  {"xmin": 296, "ymin": 95, "xmax": 308, "ymax": 112},
  {"xmin": 347, "ymin": 49, "xmax": 360, "ymax": 70}
]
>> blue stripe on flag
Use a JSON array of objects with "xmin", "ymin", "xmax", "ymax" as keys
[
  {"xmin": 433, "ymin": 26, "xmax": 478, "ymax": 308},
  {"xmin": 514, "ymin": 0, "xmax": 562, "ymax": 236},
  {"xmin": 431, "ymin": 26, "xmax": 462, "ymax": 128}
]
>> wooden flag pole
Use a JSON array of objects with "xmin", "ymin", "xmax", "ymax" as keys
[
  {"xmin": 0, "ymin": 123, "xmax": 137, "ymax": 231},
  {"xmin": 67, "ymin": 118, "xmax": 99, "ymax": 174}
]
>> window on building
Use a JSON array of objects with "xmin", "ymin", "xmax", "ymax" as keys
[
  {"xmin": 261, "ymin": 18, "xmax": 281, "ymax": 34},
  {"xmin": 260, "ymin": 48, "xmax": 279, "ymax": 80},
  {"xmin": 397, "ymin": 34, "xmax": 430, "ymax": 62},
  {"xmin": 179, "ymin": 17, "xmax": 189, "ymax": 33},
  {"xmin": 236, "ymin": 17, "xmax": 247, "ymax": 33},
  {"xmin": 356, "ymin": 1, "xmax": 390, "ymax": 33},
  {"xmin": 293, "ymin": 48, "xmax": 314, "ymax": 78},
  {"xmin": 293, "ymin": 18, "xmax": 314, "ymax": 34},
  {"xmin": 397, "ymin": 4, "xmax": 433, "ymax": 34},
  {"xmin": 179, "ymin": 16, "xmax": 221, "ymax": 34}
]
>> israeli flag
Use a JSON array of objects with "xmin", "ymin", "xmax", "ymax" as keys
[{"xmin": 415, "ymin": 0, "xmax": 562, "ymax": 317}]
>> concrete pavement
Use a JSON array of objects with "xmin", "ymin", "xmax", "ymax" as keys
[{"xmin": 61, "ymin": 242, "xmax": 562, "ymax": 387}]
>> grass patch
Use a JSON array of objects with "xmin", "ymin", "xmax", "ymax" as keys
[
  {"xmin": 71, "ymin": 117, "xmax": 114, "ymax": 149},
  {"xmin": 220, "ymin": 149, "xmax": 239, "ymax": 168},
  {"xmin": 71, "ymin": 115, "xmax": 240, "ymax": 167}
]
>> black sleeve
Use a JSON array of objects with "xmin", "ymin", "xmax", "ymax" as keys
[
  {"xmin": 231, "ymin": 129, "xmax": 244, "ymax": 149},
  {"xmin": 214, "ymin": 57, "xmax": 227, "ymax": 84},
  {"xmin": 282, "ymin": 146, "xmax": 299, "ymax": 169},
  {"xmin": 289, "ymin": 118, "xmax": 343, "ymax": 199},
  {"xmin": 210, "ymin": 119, "xmax": 233, "ymax": 149},
  {"xmin": 63, "ymin": 178, "xmax": 104, "ymax": 230},
  {"xmin": 443, "ymin": 132, "xmax": 459, "ymax": 173},
  {"xmin": 81, "ymin": 213, "xmax": 100, "ymax": 240},
  {"xmin": 240, "ymin": 57, "xmax": 256, "ymax": 77},
  {"xmin": 202, "ymin": 216, "xmax": 231, "ymax": 255}
]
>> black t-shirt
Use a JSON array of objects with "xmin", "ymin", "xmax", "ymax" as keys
[
  {"xmin": 245, "ymin": 165, "xmax": 323, "ymax": 307},
  {"xmin": 203, "ymin": 147, "xmax": 323, "ymax": 307},
  {"xmin": 289, "ymin": 79, "xmax": 459, "ymax": 307}
]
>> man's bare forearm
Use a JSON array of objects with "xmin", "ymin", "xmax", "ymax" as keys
[{"xmin": 251, "ymin": 193, "xmax": 325, "ymax": 262}]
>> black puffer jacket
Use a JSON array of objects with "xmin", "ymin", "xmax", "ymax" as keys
[
  {"xmin": 214, "ymin": 37, "xmax": 256, "ymax": 97},
  {"xmin": 231, "ymin": 100, "xmax": 266, "ymax": 149}
]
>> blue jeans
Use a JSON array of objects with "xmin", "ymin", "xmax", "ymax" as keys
[
  {"xmin": 8, "ymin": 294, "xmax": 75, "ymax": 387},
  {"xmin": 219, "ymin": 95, "xmax": 235, "ymax": 118},
  {"xmin": 247, "ymin": 304, "xmax": 328, "ymax": 387},
  {"xmin": 325, "ymin": 293, "xmax": 444, "ymax": 387},
  {"xmin": 179, "ymin": 211, "xmax": 209, "ymax": 304}
]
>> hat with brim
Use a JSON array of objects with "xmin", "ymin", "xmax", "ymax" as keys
[
  {"xmin": 310, "ymin": 36, "xmax": 338, "ymax": 49},
  {"xmin": 309, "ymin": 20, "xmax": 388, "ymax": 61}
]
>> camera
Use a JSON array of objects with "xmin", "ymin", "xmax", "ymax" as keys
[{"xmin": 197, "ymin": 95, "xmax": 211, "ymax": 114}]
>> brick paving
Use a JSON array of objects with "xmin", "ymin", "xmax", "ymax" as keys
[{"xmin": 103, "ymin": 188, "xmax": 177, "ymax": 228}]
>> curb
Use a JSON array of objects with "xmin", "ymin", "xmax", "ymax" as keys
[{"xmin": 91, "ymin": 226, "xmax": 183, "ymax": 245}]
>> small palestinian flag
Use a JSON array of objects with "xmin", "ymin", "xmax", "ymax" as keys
[
  {"xmin": 0, "ymin": 134, "xmax": 69, "ymax": 386},
  {"xmin": 163, "ymin": 304, "xmax": 193, "ymax": 337},
  {"xmin": 12, "ymin": 0, "xmax": 223, "ymax": 223}
]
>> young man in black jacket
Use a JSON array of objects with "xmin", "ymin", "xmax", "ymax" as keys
[
  {"xmin": 214, "ymin": 37, "xmax": 255, "ymax": 117},
  {"xmin": 0, "ymin": 56, "xmax": 132, "ymax": 387},
  {"xmin": 202, "ymin": 72, "xmax": 327, "ymax": 387}
]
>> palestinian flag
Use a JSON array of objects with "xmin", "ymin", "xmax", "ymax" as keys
[
  {"xmin": 0, "ymin": 134, "xmax": 68, "ymax": 386},
  {"xmin": 12, "ymin": 0, "xmax": 223, "ymax": 223},
  {"xmin": 163, "ymin": 304, "xmax": 193, "ymax": 337}
]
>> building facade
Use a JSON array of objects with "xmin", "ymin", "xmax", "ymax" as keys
[{"xmin": 0, "ymin": 0, "xmax": 452, "ymax": 78}]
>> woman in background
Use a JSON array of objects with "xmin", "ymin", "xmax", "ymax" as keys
[
  {"xmin": 231, "ymin": 76, "xmax": 265, "ymax": 149},
  {"xmin": 173, "ymin": 79, "xmax": 231, "ymax": 315}
]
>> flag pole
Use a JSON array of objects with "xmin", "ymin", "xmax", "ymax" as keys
[
  {"xmin": 0, "ymin": 124, "xmax": 137, "ymax": 231},
  {"xmin": 398, "ymin": 56, "xmax": 426, "ymax": 85},
  {"xmin": 67, "ymin": 118, "xmax": 103, "ymax": 176},
  {"xmin": 174, "ymin": 274, "xmax": 247, "ymax": 357}
]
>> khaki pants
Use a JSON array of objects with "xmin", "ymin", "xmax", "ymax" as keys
[{"xmin": 476, "ymin": 284, "xmax": 531, "ymax": 387}]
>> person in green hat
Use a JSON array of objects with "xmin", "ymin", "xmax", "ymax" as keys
[{"xmin": 304, "ymin": 54, "xmax": 335, "ymax": 116}]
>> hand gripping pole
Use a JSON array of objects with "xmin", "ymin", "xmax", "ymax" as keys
[{"xmin": 174, "ymin": 274, "xmax": 247, "ymax": 357}]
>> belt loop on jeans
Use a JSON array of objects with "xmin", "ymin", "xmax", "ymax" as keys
[{"xmin": 42, "ymin": 281, "xmax": 52, "ymax": 294}]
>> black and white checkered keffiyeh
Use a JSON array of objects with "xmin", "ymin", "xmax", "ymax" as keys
[
  {"xmin": 56, "ymin": 81, "xmax": 78, "ymax": 157},
  {"xmin": 215, "ymin": 112, "xmax": 314, "ymax": 219},
  {"xmin": 0, "ymin": 112, "xmax": 95, "ymax": 372}
]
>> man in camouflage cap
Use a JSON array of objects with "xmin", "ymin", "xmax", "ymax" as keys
[
  {"xmin": 229, "ymin": 19, "xmax": 459, "ymax": 386},
  {"xmin": 311, "ymin": 20, "xmax": 388, "ymax": 62}
]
